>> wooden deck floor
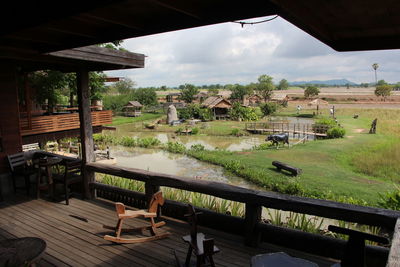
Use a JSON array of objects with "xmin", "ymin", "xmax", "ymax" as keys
[{"xmin": 0, "ymin": 196, "xmax": 335, "ymax": 266}]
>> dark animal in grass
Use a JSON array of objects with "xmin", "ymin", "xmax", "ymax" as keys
[
  {"xmin": 353, "ymin": 114, "xmax": 359, "ymax": 119},
  {"xmin": 265, "ymin": 133, "xmax": 289, "ymax": 148}
]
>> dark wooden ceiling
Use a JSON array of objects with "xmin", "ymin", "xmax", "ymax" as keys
[
  {"xmin": 0, "ymin": 0, "xmax": 399, "ymax": 57},
  {"xmin": 273, "ymin": 0, "xmax": 400, "ymax": 51}
]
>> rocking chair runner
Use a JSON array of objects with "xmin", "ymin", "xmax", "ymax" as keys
[{"xmin": 103, "ymin": 191, "xmax": 170, "ymax": 243}]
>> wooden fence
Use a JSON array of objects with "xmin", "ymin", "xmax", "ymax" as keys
[
  {"xmin": 245, "ymin": 122, "xmax": 330, "ymax": 137},
  {"xmin": 20, "ymin": 110, "xmax": 112, "ymax": 136},
  {"xmin": 86, "ymin": 162, "xmax": 400, "ymax": 266}
]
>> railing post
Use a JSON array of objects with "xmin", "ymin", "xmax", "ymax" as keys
[{"xmin": 244, "ymin": 203, "xmax": 262, "ymax": 247}]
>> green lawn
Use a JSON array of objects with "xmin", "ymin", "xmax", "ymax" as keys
[
  {"xmin": 187, "ymin": 108, "xmax": 400, "ymax": 205},
  {"xmin": 107, "ymin": 113, "xmax": 164, "ymax": 126}
]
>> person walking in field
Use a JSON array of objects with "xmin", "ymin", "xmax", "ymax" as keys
[{"xmin": 297, "ymin": 105, "xmax": 301, "ymax": 114}]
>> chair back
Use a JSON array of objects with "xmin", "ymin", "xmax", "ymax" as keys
[
  {"xmin": 7, "ymin": 152, "xmax": 26, "ymax": 172},
  {"xmin": 115, "ymin": 202, "xmax": 126, "ymax": 215},
  {"xmin": 64, "ymin": 160, "xmax": 82, "ymax": 178},
  {"xmin": 148, "ymin": 191, "xmax": 164, "ymax": 213},
  {"xmin": 186, "ymin": 204, "xmax": 200, "ymax": 241}
]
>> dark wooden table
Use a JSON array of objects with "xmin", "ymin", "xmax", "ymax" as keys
[
  {"xmin": 36, "ymin": 156, "xmax": 62, "ymax": 199},
  {"xmin": 251, "ymin": 252, "xmax": 319, "ymax": 267},
  {"xmin": 0, "ymin": 237, "xmax": 46, "ymax": 266}
]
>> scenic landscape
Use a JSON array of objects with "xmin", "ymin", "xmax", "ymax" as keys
[
  {"xmin": 1, "ymin": 3, "xmax": 400, "ymax": 266},
  {"xmin": 37, "ymin": 69, "xmax": 400, "ymax": 234}
]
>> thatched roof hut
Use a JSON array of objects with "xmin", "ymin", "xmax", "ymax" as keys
[
  {"xmin": 123, "ymin": 101, "xmax": 143, "ymax": 117},
  {"xmin": 202, "ymin": 97, "xmax": 232, "ymax": 120}
]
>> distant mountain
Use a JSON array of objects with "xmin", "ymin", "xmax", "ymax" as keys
[{"xmin": 289, "ymin": 79, "xmax": 357, "ymax": 86}]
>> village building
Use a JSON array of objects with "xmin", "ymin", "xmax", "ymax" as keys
[
  {"xmin": 202, "ymin": 96, "xmax": 232, "ymax": 120},
  {"xmin": 122, "ymin": 101, "xmax": 143, "ymax": 117}
]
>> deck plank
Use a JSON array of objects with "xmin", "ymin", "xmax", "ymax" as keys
[{"xmin": 0, "ymin": 196, "xmax": 334, "ymax": 266}]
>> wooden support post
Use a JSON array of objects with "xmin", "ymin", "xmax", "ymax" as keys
[
  {"xmin": 24, "ymin": 74, "xmax": 32, "ymax": 130},
  {"xmin": 77, "ymin": 69, "xmax": 95, "ymax": 199},
  {"xmin": 387, "ymin": 218, "xmax": 400, "ymax": 266},
  {"xmin": 244, "ymin": 203, "xmax": 262, "ymax": 247}
]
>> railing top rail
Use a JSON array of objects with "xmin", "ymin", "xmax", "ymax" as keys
[{"xmin": 87, "ymin": 162, "xmax": 400, "ymax": 229}]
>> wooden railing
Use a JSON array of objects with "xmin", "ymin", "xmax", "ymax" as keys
[
  {"xmin": 86, "ymin": 162, "xmax": 400, "ymax": 266},
  {"xmin": 245, "ymin": 122, "xmax": 330, "ymax": 137},
  {"xmin": 20, "ymin": 110, "xmax": 112, "ymax": 136}
]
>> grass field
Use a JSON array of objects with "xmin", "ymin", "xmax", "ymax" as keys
[
  {"xmin": 186, "ymin": 107, "xmax": 400, "ymax": 205},
  {"xmin": 107, "ymin": 113, "xmax": 163, "ymax": 126}
]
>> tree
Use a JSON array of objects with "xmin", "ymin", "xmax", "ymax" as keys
[
  {"xmin": 256, "ymin": 74, "xmax": 275, "ymax": 101},
  {"xmin": 114, "ymin": 78, "xmax": 136, "ymax": 94},
  {"xmin": 376, "ymin": 79, "xmax": 387, "ymax": 86},
  {"xmin": 374, "ymin": 84, "xmax": 392, "ymax": 101},
  {"xmin": 372, "ymin": 63, "xmax": 379, "ymax": 84},
  {"xmin": 277, "ymin": 79, "xmax": 289, "ymax": 90},
  {"xmin": 180, "ymin": 84, "xmax": 199, "ymax": 103},
  {"xmin": 304, "ymin": 86, "xmax": 320, "ymax": 98},
  {"xmin": 260, "ymin": 102, "xmax": 278, "ymax": 116},
  {"xmin": 133, "ymin": 88, "xmax": 157, "ymax": 106},
  {"xmin": 229, "ymin": 84, "xmax": 249, "ymax": 101},
  {"xmin": 208, "ymin": 87, "xmax": 219, "ymax": 96},
  {"xmin": 360, "ymin": 83, "xmax": 369, "ymax": 88},
  {"xmin": 30, "ymin": 70, "xmax": 68, "ymax": 112}
]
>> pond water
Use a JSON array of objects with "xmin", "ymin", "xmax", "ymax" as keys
[
  {"xmin": 108, "ymin": 116, "xmax": 314, "ymax": 151},
  {"xmin": 110, "ymin": 146, "xmax": 261, "ymax": 190},
  {"xmin": 105, "ymin": 116, "xmax": 314, "ymax": 190}
]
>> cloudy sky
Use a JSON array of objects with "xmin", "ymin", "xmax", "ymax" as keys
[{"xmin": 107, "ymin": 16, "xmax": 400, "ymax": 87}]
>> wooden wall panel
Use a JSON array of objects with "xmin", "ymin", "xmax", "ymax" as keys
[{"xmin": 0, "ymin": 67, "xmax": 22, "ymax": 173}]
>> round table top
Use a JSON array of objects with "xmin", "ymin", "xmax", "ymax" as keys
[
  {"xmin": 0, "ymin": 237, "xmax": 47, "ymax": 266},
  {"xmin": 38, "ymin": 156, "xmax": 62, "ymax": 166},
  {"xmin": 251, "ymin": 252, "xmax": 319, "ymax": 267}
]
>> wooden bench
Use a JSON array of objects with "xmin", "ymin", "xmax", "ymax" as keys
[{"xmin": 272, "ymin": 161, "xmax": 302, "ymax": 176}]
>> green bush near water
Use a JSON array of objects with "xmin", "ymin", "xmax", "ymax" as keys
[
  {"xmin": 327, "ymin": 127, "xmax": 346, "ymax": 138},
  {"xmin": 93, "ymin": 134, "xmax": 161, "ymax": 148}
]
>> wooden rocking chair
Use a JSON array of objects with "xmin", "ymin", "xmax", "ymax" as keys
[{"xmin": 103, "ymin": 191, "xmax": 170, "ymax": 243}]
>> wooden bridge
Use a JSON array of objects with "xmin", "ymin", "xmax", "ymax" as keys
[{"xmin": 245, "ymin": 122, "xmax": 330, "ymax": 137}]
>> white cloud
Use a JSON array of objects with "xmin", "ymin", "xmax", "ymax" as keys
[{"xmin": 106, "ymin": 17, "xmax": 400, "ymax": 87}]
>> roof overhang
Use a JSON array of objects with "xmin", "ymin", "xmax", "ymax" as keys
[
  {"xmin": 0, "ymin": 0, "xmax": 399, "ymax": 58},
  {"xmin": 0, "ymin": 45, "xmax": 144, "ymax": 72}
]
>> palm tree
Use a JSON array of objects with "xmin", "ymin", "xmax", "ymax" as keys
[{"xmin": 372, "ymin": 63, "xmax": 379, "ymax": 85}]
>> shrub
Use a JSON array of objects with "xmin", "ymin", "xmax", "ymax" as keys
[
  {"xmin": 260, "ymin": 102, "xmax": 278, "ymax": 116},
  {"xmin": 164, "ymin": 142, "xmax": 186, "ymax": 153},
  {"xmin": 230, "ymin": 128, "xmax": 240, "ymax": 136},
  {"xmin": 252, "ymin": 143, "xmax": 274, "ymax": 150},
  {"xmin": 378, "ymin": 186, "xmax": 400, "ymax": 210},
  {"xmin": 190, "ymin": 144, "xmax": 205, "ymax": 151},
  {"xmin": 136, "ymin": 137, "xmax": 161, "ymax": 148},
  {"xmin": 191, "ymin": 127, "xmax": 199, "ymax": 135},
  {"xmin": 327, "ymin": 127, "xmax": 346, "ymax": 138},
  {"xmin": 119, "ymin": 136, "xmax": 137, "ymax": 147},
  {"xmin": 178, "ymin": 104, "xmax": 213, "ymax": 121},
  {"xmin": 199, "ymin": 108, "xmax": 213, "ymax": 121},
  {"xmin": 315, "ymin": 118, "xmax": 336, "ymax": 127},
  {"xmin": 229, "ymin": 102, "xmax": 259, "ymax": 121}
]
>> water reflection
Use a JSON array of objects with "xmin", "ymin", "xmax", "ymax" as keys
[{"xmin": 111, "ymin": 146, "xmax": 261, "ymax": 190}]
